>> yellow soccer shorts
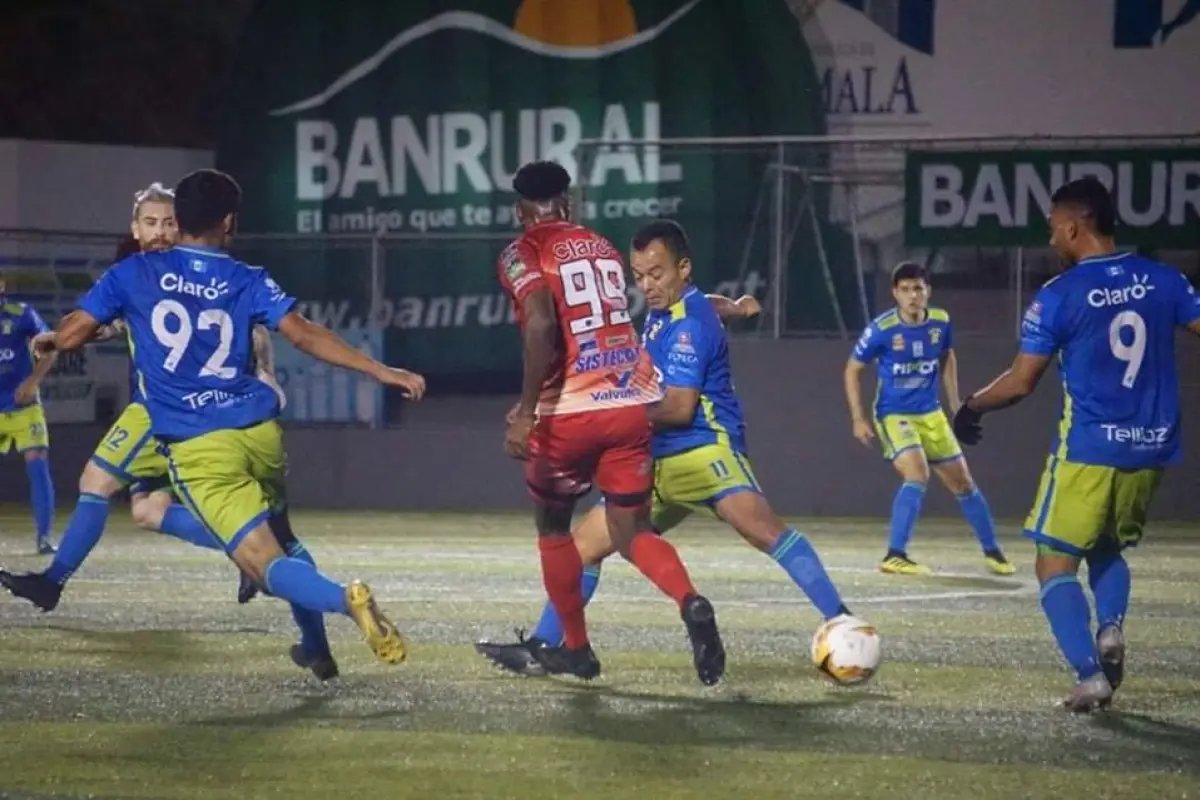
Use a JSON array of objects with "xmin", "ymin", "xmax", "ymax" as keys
[
  {"xmin": 90, "ymin": 402, "xmax": 172, "ymax": 494},
  {"xmin": 0, "ymin": 403, "xmax": 49, "ymax": 453},
  {"xmin": 166, "ymin": 420, "xmax": 288, "ymax": 554},
  {"xmin": 876, "ymin": 409, "xmax": 963, "ymax": 463},
  {"xmin": 648, "ymin": 443, "xmax": 762, "ymax": 532},
  {"xmin": 1023, "ymin": 455, "xmax": 1163, "ymax": 556}
]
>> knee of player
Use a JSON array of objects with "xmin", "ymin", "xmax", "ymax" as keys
[
  {"xmin": 78, "ymin": 461, "xmax": 122, "ymax": 498},
  {"xmin": 1034, "ymin": 544, "xmax": 1082, "ymax": 583},
  {"xmin": 22, "ymin": 447, "xmax": 48, "ymax": 463},
  {"xmin": 130, "ymin": 495, "xmax": 167, "ymax": 530}
]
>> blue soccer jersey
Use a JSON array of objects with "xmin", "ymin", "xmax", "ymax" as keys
[
  {"xmin": 1020, "ymin": 252, "xmax": 1200, "ymax": 469},
  {"xmin": 644, "ymin": 286, "xmax": 747, "ymax": 458},
  {"xmin": 0, "ymin": 301, "xmax": 50, "ymax": 411},
  {"xmin": 77, "ymin": 245, "xmax": 296, "ymax": 442},
  {"xmin": 851, "ymin": 307, "xmax": 953, "ymax": 418}
]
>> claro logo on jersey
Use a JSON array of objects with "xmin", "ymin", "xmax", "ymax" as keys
[
  {"xmin": 160, "ymin": 273, "xmax": 231, "ymax": 301},
  {"xmin": 1088, "ymin": 274, "xmax": 1155, "ymax": 308},
  {"xmin": 574, "ymin": 346, "xmax": 639, "ymax": 372}
]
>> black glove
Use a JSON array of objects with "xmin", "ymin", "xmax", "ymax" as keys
[{"xmin": 952, "ymin": 399, "xmax": 983, "ymax": 446}]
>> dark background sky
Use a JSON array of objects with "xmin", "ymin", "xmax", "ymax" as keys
[{"xmin": 0, "ymin": 0, "xmax": 255, "ymax": 148}]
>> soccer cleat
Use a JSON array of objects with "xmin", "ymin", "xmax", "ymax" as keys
[
  {"xmin": 290, "ymin": 643, "xmax": 339, "ymax": 682},
  {"xmin": 1060, "ymin": 673, "xmax": 1113, "ymax": 713},
  {"xmin": 1097, "ymin": 624, "xmax": 1126, "ymax": 691},
  {"xmin": 36, "ymin": 538, "xmax": 56, "ymax": 556},
  {"xmin": 879, "ymin": 554, "xmax": 932, "ymax": 576},
  {"xmin": 983, "ymin": 550, "xmax": 1016, "ymax": 576},
  {"xmin": 0, "ymin": 569, "xmax": 61, "ymax": 611},
  {"xmin": 344, "ymin": 580, "xmax": 407, "ymax": 665},
  {"xmin": 530, "ymin": 642, "xmax": 601, "ymax": 680},
  {"xmin": 237, "ymin": 570, "xmax": 260, "ymax": 604},
  {"xmin": 682, "ymin": 594, "xmax": 725, "ymax": 686},
  {"xmin": 474, "ymin": 629, "xmax": 548, "ymax": 677}
]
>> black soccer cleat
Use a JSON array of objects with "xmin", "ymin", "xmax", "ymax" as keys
[
  {"xmin": 682, "ymin": 594, "xmax": 725, "ymax": 686},
  {"xmin": 290, "ymin": 643, "xmax": 339, "ymax": 682},
  {"xmin": 1097, "ymin": 625, "xmax": 1126, "ymax": 691},
  {"xmin": 237, "ymin": 570, "xmax": 260, "ymax": 604},
  {"xmin": 0, "ymin": 569, "xmax": 62, "ymax": 612},
  {"xmin": 474, "ymin": 629, "xmax": 548, "ymax": 677},
  {"xmin": 530, "ymin": 642, "xmax": 601, "ymax": 681},
  {"xmin": 36, "ymin": 538, "xmax": 56, "ymax": 556}
]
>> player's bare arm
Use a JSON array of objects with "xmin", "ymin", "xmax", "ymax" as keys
[
  {"xmin": 16, "ymin": 336, "xmax": 58, "ymax": 405},
  {"xmin": 649, "ymin": 386, "xmax": 700, "ymax": 429},
  {"xmin": 37, "ymin": 309, "xmax": 103, "ymax": 355},
  {"xmin": 277, "ymin": 312, "xmax": 425, "ymax": 399},
  {"xmin": 506, "ymin": 286, "xmax": 558, "ymax": 459},
  {"xmin": 1188, "ymin": 319, "xmax": 1200, "ymax": 337},
  {"xmin": 843, "ymin": 358, "xmax": 875, "ymax": 446},
  {"xmin": 252, "ymin": 325, "xmax": 277, "ymax": 377},
  {"xmin": 940, "ymin": 348, "xmax": 962, "ymax": 412},
  {"xmin": 707, "ymin": 294, "xmax": 762, "ymax": 321},
  {"xmin": 91, "ymin": 318, "xmax": 127, "ymax": 343},
  {"xmin": 964, "ymin": 353, "xmax": 1052, "ymax": 414}
]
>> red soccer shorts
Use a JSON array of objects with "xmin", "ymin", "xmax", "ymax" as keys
[{"xmin": 525, "ymin": 406, "xmax": 652, "ymax": 508}]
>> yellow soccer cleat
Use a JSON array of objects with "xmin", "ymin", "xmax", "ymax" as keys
[
  {"xmin": 879, "ymin": 555, "xmax": 933, "ymax": 576},
  {"xmin": 984, "ymin": 553, "xmax": 1017, "ymax": 576},
  {"xmin": 345, "ymin": 580, "xmax": 407, "ymax": 664}
]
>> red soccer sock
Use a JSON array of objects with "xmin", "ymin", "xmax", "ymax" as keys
[
  {"xmin": 625, "ymin": 532, "xmax": 697, "ymax": 608},
  {"xmin": 537, "ymin": 535, "xmax": 589, "ymax": 649}
]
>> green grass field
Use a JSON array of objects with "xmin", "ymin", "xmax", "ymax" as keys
[{"xmin": 1, "ymin": 510, "xmax": 1198, "ymax": 799}]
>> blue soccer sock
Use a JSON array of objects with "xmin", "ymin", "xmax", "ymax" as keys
[
  {"xmin": 1039, "ymin": 574, "xmax": 1102, "ymax": 681},
  {"xmin": 1086, "ymin": 549, "xmax": 1131, "ymax": 631},
  {"xmin": 770, "ymin": 528, "xmax": 847, "ymax": 619},
  {"xmin": 158, "ymin": 505, "xmax": 221, "ymax": 551},
  {"xmin": 45, "ymin": 493, "xmax": 110, "ymax": 586},
  {"xmin": 262, "ymin": 555, "xmax": 347, "ymax": 615},
  {"xmin": 531, "ymin": 563, "xmax": 602, "ymax": 645},
  {"xmin": 283, "ymin": 541, "xmax": 332, "ymax": 656},
  {"xmin": 26, "ymin": 456, "xmax": 55, "ymax": 542},
  {"xmin": 888, "ymin": 481, "xmax": 926, "ymax": 554},
  {"xmin": 957, "ymin": 487, "xmax": 1000, "ymax": 553}
]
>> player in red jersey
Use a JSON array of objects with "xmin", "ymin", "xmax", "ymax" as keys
[{"xmin": 498, "ymin": 161, "xmax": 725, "ymax": 685}]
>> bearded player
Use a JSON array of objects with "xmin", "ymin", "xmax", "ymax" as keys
[
  {"xmin": 479, "ymin": 219, "xmax": 857, "ymax": 677},
  {"xmin": 954, "ymin": 177, "xmax": 1200, "ymax": 711},
  {"xmin": 498, "ymin": 161, "xmax": 725, "ymax": 685},
  {"xmin": 2, "ymin": 184, "xmax": 280, "ymax": 614}
]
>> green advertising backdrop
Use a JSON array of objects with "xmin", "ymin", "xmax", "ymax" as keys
[
  {"xmin": 905, "ymin": 148, "xmax": 1200, "ymax": 248},
  {"xmin": 217, "ymin": 0, "xmax": 864, "ymax": 386}
]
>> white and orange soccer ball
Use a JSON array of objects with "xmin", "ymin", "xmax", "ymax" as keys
[{"xmin": 811, "ymin": 614, "xmax": 882, "ymax": 686}]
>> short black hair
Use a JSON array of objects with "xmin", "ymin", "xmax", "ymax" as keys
[
  {"xmin": 512, "ymin": 161, "xmax": 571, "ymax": 201},
  {"xmin": 891, "ymin": 261, "xmax": 928, "ymax": 286},
  {"xmin": 1050, "ymin": 176, "xmax": 1116, "ymax": 236},
  {"xmin": 631, "ymin": 219, "xmax": 692, "ymax": 261},
  {"xmin": 174, "ymin": 169, "xmax": 243, "ymax": 236}
]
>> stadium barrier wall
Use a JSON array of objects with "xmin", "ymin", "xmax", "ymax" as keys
[{"xmin": 2, "ymin": 337, "xmax": 1198, "ymax": 521}]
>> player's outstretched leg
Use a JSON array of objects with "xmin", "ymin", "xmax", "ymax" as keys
[
  {"xmin": 524, "ymin": 500, "xmax": 601, "ymax": 681},
  {"xmin": 1036, "ymin": 547, "xmax": 1111, "ymax": 711},
  {"xmin": 232, "ymin": 523, "xmax": 406, "ymax": 666},
  {"xmin": 1086, "ymin": 537, "xmax": 1131, "ymax": 691},
  {"xmin": 714, "ymin": 491, "xmax": 852, "ymax": 621},
  {"xmin": 0, "ymin": 459, "xmax": 125, "ymax": 611},
  {"xmin": 931, "ymin": 459, "xmax": 1014, "ymax": 575},
  {"xmin": 878, "ymin": 448, "xmax": 931, "ymax": 574},
  {"xmin": 24, "ymin": 449, "xmax": 56, "ymax": 554}
]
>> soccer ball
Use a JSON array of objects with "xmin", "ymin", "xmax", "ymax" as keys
[{"xmin": 811, "ymin": 614, "xmax": 881, "ymax": 686}]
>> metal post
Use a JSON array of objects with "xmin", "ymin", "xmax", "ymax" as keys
[
  {"xmin": 771, "ymin": 142, "xmax": 786, "ymax": 339},
  {"xmin": 1014, "ymin": 246, "xmax": 1025, "ymax": 340},
  {"xmin": 847, "ymin": 182, "xmax": 870, "ymax": 327},
  {"xmin": 369, "ymin": 229, "xmax": 385, "ymax": 430}
]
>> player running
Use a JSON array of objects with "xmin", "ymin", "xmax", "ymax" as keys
[
  {"xmin": 1, "ymin": 184, "xmax": 273, "ymax": 615},
  {"xmin": 953, "ymin": 177, "xmax": 1200, "ymax": 712},
  {"xmin": 0, "ymin": 270, "xmax": 57, "ymax": 554},
  {"xmin": 478, "ymin": 218, "xmax": 858, "ymax": 676},
  {"xmin": 30, "ymin": 168, "xmax": 425, "ymax": 673},
  {"xmin": 844, "ymin": 262, "xmax": 1014, "ymax": 576},
  {"xmin": 498, "ymin": 162, "xmax": 725, "ymax": 685}
]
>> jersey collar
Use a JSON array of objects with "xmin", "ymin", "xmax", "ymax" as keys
[
  {"xmin": 1076, "ymin": 251, "xmax": 1131, "ymax": 266},
  {"xmin": 894, "ymin": 307, "xmax": 928, "ymax": 326},
  {"xmin": 175, "ymin": 244, "xmax": 232, "ymax": 259},
  {"xmin": 666, "ymin": 285, "xmax": 700, "ymax": 317}
]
